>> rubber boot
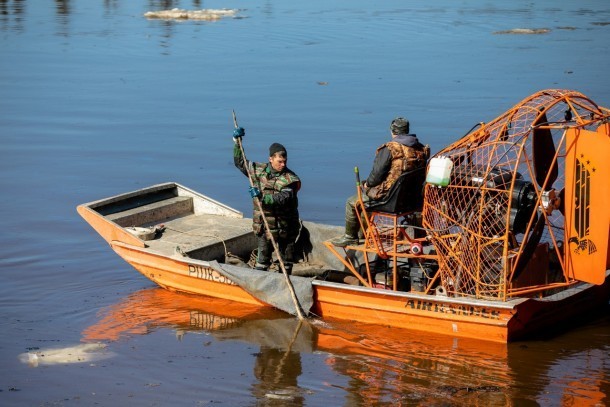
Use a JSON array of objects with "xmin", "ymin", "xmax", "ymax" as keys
[
  {"xmin": 331, "ymin": 221, "xmax": 360, "ymax": 247},
  {"xmin": 255, "ymin": 235, "xmax": 272, "ymax": 271}
]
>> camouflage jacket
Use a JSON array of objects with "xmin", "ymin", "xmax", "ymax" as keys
[
  {"xmin": 365, "ymin": 138, "xmax": 429, "ymax": 200},
  {"xmin": 234, "ymin": 144, "xmax": 301, "ymax": 237}
]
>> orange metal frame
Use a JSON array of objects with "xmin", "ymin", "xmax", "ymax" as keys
[
  {"xmin": 324, "ymin": 182, "xmax": 438, "ymax": 292},
  {"xmin": 423, "ymin": 89, "xmax": 610, "ymax": 301},
  {"xmin": 326, "ymin": 89, "xmax": 610, "ymax": 301}
]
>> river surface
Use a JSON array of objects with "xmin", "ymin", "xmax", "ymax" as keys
[{"xmin": 1, "ymin": 1, "xmax": 609, "ymax": 406}]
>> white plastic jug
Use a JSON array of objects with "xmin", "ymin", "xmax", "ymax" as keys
[{"xmin": 426, "ymin": 156, "xmax": 453, "ymax": 187}]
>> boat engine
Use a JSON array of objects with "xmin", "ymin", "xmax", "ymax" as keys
[{"xmin": 451, "ymin": 165, "xmax": 538, "ymax": 236}]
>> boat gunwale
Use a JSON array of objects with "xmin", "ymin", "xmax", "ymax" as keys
[
  {"xmin": 312, "ymin": 279, "xmax": 525, "ymax": 309},
  {"xmin": 79, "ymin": 182, "xmax": 182, "ymax": 209}
]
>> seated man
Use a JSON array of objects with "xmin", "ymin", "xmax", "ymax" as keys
[{"xmin": 332, "ymin": 117, "xmax": 430, "ymax": 247}]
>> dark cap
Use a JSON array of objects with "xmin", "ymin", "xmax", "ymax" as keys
[
  {"xmin": 390, "ymin": 117, "xmax": 410, "ymax": 135},
  {"xmin": 269, "ymin": 142, "xmax": 287, "ymax": 157}
]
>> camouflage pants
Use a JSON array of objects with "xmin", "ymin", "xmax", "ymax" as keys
[
  {"xmin": 256, "ymin": 234, "xmax": 295, "ymax": 271},
  {"xmin": 344, "ymin": 193, "xmax": 372, "ymax": 236}
]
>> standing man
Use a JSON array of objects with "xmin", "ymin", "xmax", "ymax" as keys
[
  {"xmin": 233, "ymin": 126, "xmax": 301, "ymax": 273},
  {"xmin": 331, "ymin": 117, "xmax": 430, "ymax": 247}
]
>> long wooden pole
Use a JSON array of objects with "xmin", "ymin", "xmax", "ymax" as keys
[{"xmin": 232, "ymin": 110, "xmax": 306, "ymax": 320}]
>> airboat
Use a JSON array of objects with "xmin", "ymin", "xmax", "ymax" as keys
[{"xmin": 78, "ymin": 89, "xmax": 610, "ymax": 342}]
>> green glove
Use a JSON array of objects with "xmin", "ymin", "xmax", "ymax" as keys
[{"xmin": 262, "ymin": 194, "xmax": 274, "ymax": 205}]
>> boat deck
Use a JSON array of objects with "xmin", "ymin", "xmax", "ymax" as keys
[
  {"xmin": 143, "ymin": 213, "xmax": 254, "ymax": 257},
  {"xmin": 96, "ymin": 191, "xmax": 257, "ymax": 261},
  {"xmin": 86, "ymin": 184, "xmax": 345, "ymax": 273},
  {"xmin": 140, "ymin": 213, "xmax": 332, "ymax": 275}
]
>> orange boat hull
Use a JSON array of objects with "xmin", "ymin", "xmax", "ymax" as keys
[
  {"xmin": 78, "ymin": 181, "xmax": 610, "ymax": 343},
  {"xmin": 109, "ymin": 240, "xmax": 610, "ymax": 343}
]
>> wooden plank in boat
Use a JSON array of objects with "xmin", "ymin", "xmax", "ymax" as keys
[{"xmin": 107, "ymin": 196, "xmax": 193, "ymax": 227}]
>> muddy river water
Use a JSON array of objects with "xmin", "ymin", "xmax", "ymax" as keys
[{"xmin": 1, "ymin": 1, "xmax": 609, "ymax": 405}]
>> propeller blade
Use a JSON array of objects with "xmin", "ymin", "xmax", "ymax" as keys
[
  {"xmin": 557, "ymin": 187, "xmax": 565, "ymax": 216},
  {"xmin": 511, "ymin": 213, "xmax": 546, "ymax": 281},
  {"xmin": 532, "ymin": 111, "xmax": 558, "ymax": 190}
]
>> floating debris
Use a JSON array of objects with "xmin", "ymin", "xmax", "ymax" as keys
[
  {"xmin": 144, "ymin": 8, "xmax": 239, "ymax": 21},
  {"xmin": 493, "ymin": 28, "xmax": 551, "ymax": 35},
  {"xmin": 18, "ymin": 343, "xmax": 114, "ymax": 367},
  {"xmin": 591, "ymin": 22, "xmax": 610, "ymax": 26}
]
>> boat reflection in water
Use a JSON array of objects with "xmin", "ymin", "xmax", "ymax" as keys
[{"xmin": 82, "ymin": 287, "xmax": 608, "ymax": 405}]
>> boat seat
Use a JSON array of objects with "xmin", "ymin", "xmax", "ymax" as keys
[
  {"xmin": 107, "ymin": 196, "xmax": 194, "ymax": 227},
  {"xmin": 324, "ymin": 166, "xmax": 430, "ymax": 291},
  {"xmin": 365, "ymin": 167, "xmax": 426, "ymax": 215}
]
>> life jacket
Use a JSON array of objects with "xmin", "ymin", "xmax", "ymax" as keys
[
  {"xmin": 366, "ymin": 141, "xmax": 430, "ymax": 200},
  {"xmin": 250, "ymin": 162, "xmax": 301, "ymax": 237}
]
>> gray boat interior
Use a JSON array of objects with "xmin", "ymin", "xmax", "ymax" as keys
[{"xmin": 87, "ymin": 183, "xmax": 348, "ymax": 276}]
